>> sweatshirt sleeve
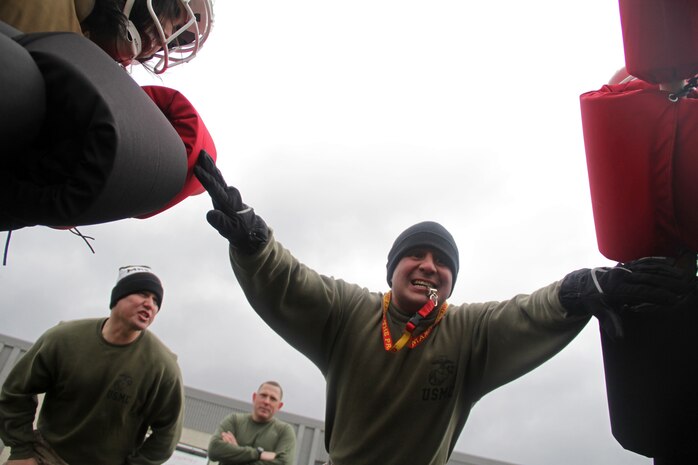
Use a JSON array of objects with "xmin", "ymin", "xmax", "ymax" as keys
[
  {"xmin": 207, "ymin": 415, "xmax": 260, "ymax": 465},
  {"xmin": 268, "ymin": 422, "xmax": 296, "ymax": 465},
  {"xmin": 464, "ymin": 281, "xmax": 592, "ymax": 398},
  {"xmin": 229, "ymin": 233, "xmax": 366, "ymax": 372},
  {"xmin": 0, "ymin": 335, "xmax": 54, "ymax": 460},
  {"xmin": 0, "ymin": 0, "xmax": 84, "ymax": 33},
  {"xmin": 208, "ymin": 416, "xmax": 296, "ymax": 465}
]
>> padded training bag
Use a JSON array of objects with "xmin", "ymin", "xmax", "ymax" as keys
[
  {"xmin": 138, "ymin": 85, "xmax": 217, "ymax": 219},
  {"xmin": 0, "ymin": 32, "xmax": 186, "ymax": 231},
  {"xmin": 619, "ymin": 0, "xmax": 698, "ymax": 84},
  {"xmin": 600, "ymin": 297, "xmax": 698, "ymax": 458},
  {"xmin": 580, "ymin": 79, "xmax": 698, "ymax": 262},
  {"xmin": 581, "ymin": 79, "xmax": 698, "ymax": 460},
  {"xmin": 0, "ymin": 21, "xmax": 45, "ymax": 155}
]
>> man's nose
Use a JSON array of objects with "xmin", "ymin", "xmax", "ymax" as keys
[{"xmin": 419, "ymin": 253, "xmax": 437, "ymax": 271}]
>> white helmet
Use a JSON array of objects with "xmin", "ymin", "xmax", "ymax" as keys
[
  {"xmin": 123, "ymin": 0, "xmax": 214, "ymax": 74},
  {"xmin": 150, "ymin": 0, "xmax": 214, "ymax": 73}
]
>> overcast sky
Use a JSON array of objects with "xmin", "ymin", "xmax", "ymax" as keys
[{"xmin": 1, "ymin": 1, "xmax": 655, "ymax": 464}]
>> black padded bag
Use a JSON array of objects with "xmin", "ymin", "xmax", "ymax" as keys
[
  {"xmin": 601, "ymin": 296, "xmax": 698, "ymax": 460},
  {"xmin": 0, "ymin": 22, "xmax": 45, "ymax": 156},
  {"xmin": 0, "ymin": 31, "xmax": 186, "ymax": 230}
]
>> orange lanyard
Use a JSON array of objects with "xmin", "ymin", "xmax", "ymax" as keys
[{"xmin": 381, "ymin": 291, "xmax": 448, "ymax": 352}]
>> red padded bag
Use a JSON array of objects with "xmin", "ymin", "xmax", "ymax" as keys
[
  {"xmin": 580, "ymin": 79, "xmax": 698, "ymax": 262},
  {"xmin": 583, "ymin": 80, "xmax": 698, "ymax": 460},
  {"xmin": 138, "ymin": 85, "xmax": 217, "ymax": 219},
  {"xmin": 618, "ymin": 0, "xmax": 698, "ymax": 84}
]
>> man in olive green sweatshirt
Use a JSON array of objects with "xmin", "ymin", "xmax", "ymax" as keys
[
  {"xmin": 0, "ymin": 265, "xmax": 184, "ymax": 465},
  {"xmin": 193, "ymin": 151, "xmax": 694, "ymax": 465},
  {"xmin": 208, "ymin": 381, "xmax": 296, "ymax": 465}
]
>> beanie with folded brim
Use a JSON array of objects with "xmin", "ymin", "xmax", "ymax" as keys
[
  {"xmin": 109, "ymin": 265, "xmax": 164, "ymax": 309},
  {"xmin": 386, "ymin": 221, "xmax": 459, "ymax": 292}
]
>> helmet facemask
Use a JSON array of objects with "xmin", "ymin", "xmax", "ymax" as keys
[{"xmin": 140, "ymin": 0, "xmax": 214, "ymax": 73}]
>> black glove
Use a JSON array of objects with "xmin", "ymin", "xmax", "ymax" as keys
[
  {"xmin": 193, "ymin": 150, "xmax": 268, "ymax": 254},
  {"xmin": 559, "ymin": 257, "xmax": 695, "ymax": 338}
]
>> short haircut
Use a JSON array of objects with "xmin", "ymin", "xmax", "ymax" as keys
[{"xmin": 258, "ymin": 380, "xmax": 283, "ymax": 400}]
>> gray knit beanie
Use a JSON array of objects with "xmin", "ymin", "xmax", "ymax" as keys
[{"xmin": 386, "ymin": 221, "xmax": 459, "ymax": 289}]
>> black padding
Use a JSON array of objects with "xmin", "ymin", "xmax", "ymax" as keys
[
  {"xmin": 0, "ymin": 32, "xmax": 186, "ymax": 230},
  {"xmin": 0, "ymin": 24, "xmax": 45, "ymax": 155},
  {"xmin": 601, "ymin": 297, "xmax": 698, "ymax": 458},
  {"xmin": 0, "ymin": 19, "xmax": 22, "ymax": 38}
]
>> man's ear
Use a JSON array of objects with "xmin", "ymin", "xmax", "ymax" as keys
[
  {"xmin": 252, "ymin": 392, "xmax": 257, "ymax": 402},
  {"xmin": 278, "ymin": 401, "xmax": 284, "ymax": 410}
]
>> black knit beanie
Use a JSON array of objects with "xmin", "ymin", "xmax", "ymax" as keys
[
  {"xmin": 386, "ymin": 221, "xmax": 459, "ymax": 290},
  {"xmin": 109, "ymin": 265, "xmax": 164, "ymax": 309}
]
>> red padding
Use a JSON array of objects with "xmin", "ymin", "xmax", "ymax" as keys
[
  {"xmin": 138, "ymin": 85, "xmax": 217, "ymax": 218},
  {"xmin": 619, "ymin": 0, "xmax": 698, "ymax": 83},
  {"xmin": 580, "ymin": 79, "xmax": 698, "ymax": 262}
]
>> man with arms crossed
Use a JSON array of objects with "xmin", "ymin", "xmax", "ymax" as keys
[{"xmin": 208, "ymin": 381, "xmax": 296, "ymax": 465}]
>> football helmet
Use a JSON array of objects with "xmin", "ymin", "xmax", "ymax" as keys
[{"xmin": 125, "ymin": 0, "xmax": 214, "ymax": 74}]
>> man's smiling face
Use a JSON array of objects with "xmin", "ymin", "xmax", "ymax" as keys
[{"xmin": 389, "ymin": 247, "xmax": 453, "ymax": 314}]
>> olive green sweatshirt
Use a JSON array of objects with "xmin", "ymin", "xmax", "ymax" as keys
[
  {"xmin": 208, "ymin": 413, "xmax": 296, "ymax": 465},
  {"xmin": 0, "ymin": 318, "xmax": 184, "ymax": 465},
  {"xmin": 0, "ymin": 0, "xmax": 94, "ymax": 34},
  {"xmin": 229, "ymin": 233, "xmax": 590, "ymax": 465}
]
